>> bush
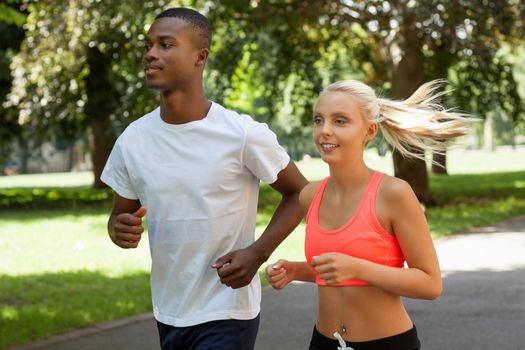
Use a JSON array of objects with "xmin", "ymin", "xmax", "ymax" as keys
[{"xmin": 0, "ymin": 187, "xmax": 113, "ymax": 210}]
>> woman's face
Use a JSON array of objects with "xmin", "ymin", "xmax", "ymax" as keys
[{"xmin": 313, "ymin": 91, "xmax": 375, "ymax": 165}]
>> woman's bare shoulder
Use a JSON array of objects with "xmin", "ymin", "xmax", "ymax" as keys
[
  {"xmin": 378, "ymin": 174, "xmax": 414, "ymax": 203},
  {"xmin": 299, "ymin": 181, "xmax": 323, "ymax": 209},
  {"xmin": 376, "ymin": 174, "xmax": 421, "ymax": 230}
]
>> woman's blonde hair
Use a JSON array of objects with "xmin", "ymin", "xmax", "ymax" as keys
[{"xmin": 322, "ymin": 79, "xmax": 472, "ymax": 161}]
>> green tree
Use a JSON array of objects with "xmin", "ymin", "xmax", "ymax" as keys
[
  {"xmin": 7, "ymin": 0, "xmax": 180, "ymax": 187},
  {"xmin": 203, "ymin": 2, "xmax": 377, "ymax": 161},
  {"xmin": 0, "ymin": 0, "xmax": 25, "ymax": 170},
  {"xmin": 206, "ymin": 0, "xmax": 525, "ymax": 204},
  {"xmin": 0, "ymin": 0, "xmax": 25, "ymax": 26}
]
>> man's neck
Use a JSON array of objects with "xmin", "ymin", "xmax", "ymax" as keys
[{"xmin": 159, "ymin": 88, "xmax": 211, "ymax": 125}]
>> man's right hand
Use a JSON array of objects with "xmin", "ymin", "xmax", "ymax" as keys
[{"xmin": 110, "ymin": 207, "xmax": 147, "ymax": 249}]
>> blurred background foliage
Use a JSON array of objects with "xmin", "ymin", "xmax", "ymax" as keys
[
  {"xmin": 1, "ymin": 2, "xmax": 525, "ymax": 347},
  {"xmin": 0, "ymin": 0, "xmax": 524, "ymax": 203}
]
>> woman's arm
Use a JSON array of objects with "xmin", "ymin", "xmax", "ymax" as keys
[
  {"xmin": 266, "ymin": 260, "xmax": 316, "ymax": 289},
  {"xmin": 265, "ymin": 182, "xmax": 321, "ymax": 289}
]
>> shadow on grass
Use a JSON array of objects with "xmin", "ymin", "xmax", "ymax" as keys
[
  {"xmin": 0, "ymin": 270, "xmax": 151, "ymax": 349},
  {"xmin": 427, "ymin": 196, "xmax": 525, "ymax": 238}
]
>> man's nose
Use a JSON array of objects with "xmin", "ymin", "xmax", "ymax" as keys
[{"xmin": 144, "ymin": 45, "xmax": 159, "ymax": 61}]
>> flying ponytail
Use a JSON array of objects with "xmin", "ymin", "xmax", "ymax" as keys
[{"xmin": 323, "ymin": 79, "xmax": 473, "ymax": 161}]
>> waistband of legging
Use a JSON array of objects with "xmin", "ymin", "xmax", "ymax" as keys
[{"xmin": 310, "ymin": 325, "xmax": 421, "ymax": 350}]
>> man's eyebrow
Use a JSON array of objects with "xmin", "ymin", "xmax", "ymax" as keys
[{"xmin": 144, "ymin": 34, "xmax": 178, "ymax": 41}]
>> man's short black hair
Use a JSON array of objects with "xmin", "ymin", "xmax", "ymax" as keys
[{"xmin": 155, "ymin": 7, "xmax": 212, "ymax": 49}]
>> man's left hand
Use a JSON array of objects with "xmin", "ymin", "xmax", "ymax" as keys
[{"xmin": 212, "ymin": 247, "xmax": 264, "ymax": 289}]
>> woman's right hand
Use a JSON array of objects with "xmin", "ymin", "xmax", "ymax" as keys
[{"xmin": 265, "ymin": 259, "xmax": 294, "ymax": 290}]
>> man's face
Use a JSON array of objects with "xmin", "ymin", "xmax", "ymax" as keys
[{"xmin": 143, "ymin": 17, "xmax": 204, "ymax": 91}]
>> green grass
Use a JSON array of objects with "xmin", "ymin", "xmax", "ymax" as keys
[
  {"xmin": 427, "ymin": 196, "xmax": 525, "ymax": 237},
  {"xmin": 0, "ymin": 209, "xmax": 152, "ymax": 349},
  {"xmin": 1, "ymin": 146, "xmax": 525, "ymax": 348},
  {"xmin": 0, "ymin": 171, "xmax": 94, "ymax": 188},
  {"xmin": 430, "ymin": 171, "xmax": 525, "ymax": 204},
  {"xmin": 0, "ymin": 209, "xmax": 150, "ymax": 276},
  {"xmin": 0, "ymin": 271, "xmax": 150, "ymax": 348},
  {"xmin": 444, "ymin": 146, "xmax": 525, "ymax": 174}
]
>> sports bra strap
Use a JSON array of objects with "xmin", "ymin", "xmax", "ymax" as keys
[
  {"xmin": 361, "ymin": 171, "xmax": 384, "ymax": 213},
  {"xmin": 306, "ymin": 172, "xmax": 384, "ymax": 225},
  {"xmin": 305, "ymin": 177, "xmax": 329, "ymax": 224},
  {"xmin": 367, "ymin": 171, "xmax": 384, "ymax": 197}
]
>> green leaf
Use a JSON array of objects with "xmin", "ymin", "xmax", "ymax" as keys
[{"xmin": 0, "ymin": 3, "xmax": 25, "ymax": 27}]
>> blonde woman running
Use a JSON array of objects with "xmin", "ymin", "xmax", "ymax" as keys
[{"xmin": 266, "ymin": 80, "xmax": 471, "ymax": 350}]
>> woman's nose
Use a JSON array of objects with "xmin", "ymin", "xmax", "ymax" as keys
[{"xmin": 320, "ymin": 122, "xmax": 333, "ymax": 135}]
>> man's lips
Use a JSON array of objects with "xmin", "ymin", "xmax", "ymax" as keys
[{"xmin": 144, "ymin": 65, "xmax": 162, "ymax": 74}]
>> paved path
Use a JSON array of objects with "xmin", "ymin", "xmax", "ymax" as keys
[{"xmin": 8, "ymin": 215, "xmax": 525, "ymax": 350}]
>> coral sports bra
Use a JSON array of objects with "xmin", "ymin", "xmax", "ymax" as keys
[{"xmin": 304, "ymin": 172, "xmax": 405, "ymax": 286}]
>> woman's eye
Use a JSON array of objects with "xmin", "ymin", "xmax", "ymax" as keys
[
  {"xmin": 144, "ymin": 44, "xmax": 152, "ymax": 51},
  {"xmin": 161, "ymin": 43, "xmax": 172, "ymax": 49}
]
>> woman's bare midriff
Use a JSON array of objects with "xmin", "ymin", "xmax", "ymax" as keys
[{"xmin": 316, "ymin": 284, "xmax": 413, "ymax": 342}]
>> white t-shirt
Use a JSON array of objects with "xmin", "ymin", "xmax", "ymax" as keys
[{"xmin": 101, "ymin": 102, "xmax": 290, "ymax": 327}]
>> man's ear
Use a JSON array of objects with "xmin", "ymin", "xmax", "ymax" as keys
[{"xmin": 196, "ymin": 48, "xmax": 209, "ymax": 66}]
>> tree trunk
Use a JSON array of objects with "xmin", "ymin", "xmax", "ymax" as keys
[
  {"xmin": 393, "ymin": 150, "xmax": 433, "ymax": 204},
  {"xmin": 431, "ymin": 150, "xmax": 448, "ymax": 174},
  {"xmin": 88, "ymin": 119, "xmax": 114, "ymax": 188},
  {"xmin": 483, "ymin": 114, "xmax": 494, "ymax": 151},
  {"xmin": 66, "ymin": 139, "xmax": 75, "ymax": 172},
  {"xmin": 18, "ymin": 133, "xmax": 30, "ymax": 174},
  {"xmin": 389, "ymin": 12, "xmax": 433, "ymax": 205},
  {"xmin": 84, "ymin": 46, "xmax": 118, "ymax": 189}
]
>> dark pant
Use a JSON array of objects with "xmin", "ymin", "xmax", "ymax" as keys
[
  {"xmin": 309, "ymin": 325, "xmax": 421, "ymax": 350},
  {"xmin": 156, "ymin": 315, "xmax": 260, "ymax": 350}
]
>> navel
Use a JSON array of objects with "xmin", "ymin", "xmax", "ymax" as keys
[{"xmin": 341, "ymin": 323, "xmax": 347, "ymax": 334}]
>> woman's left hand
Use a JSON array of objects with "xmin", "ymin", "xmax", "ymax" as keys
[{"xmin": 312, "ymin": 253, "xmax": 358, "ymax": 285}]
